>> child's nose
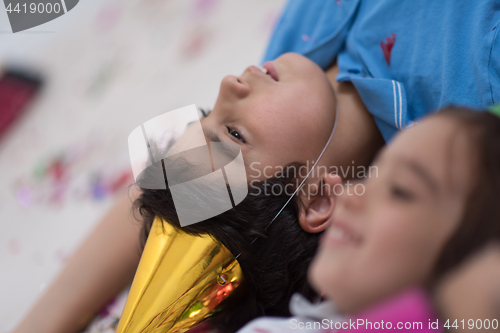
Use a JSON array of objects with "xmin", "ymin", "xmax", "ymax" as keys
[
  {"xmin": 220, "ymin": 75, "xmax": 250, "ymax": 99},
  {"xmin": 339, "ymin": 179, "xmax": 366, "ymax": 212}
]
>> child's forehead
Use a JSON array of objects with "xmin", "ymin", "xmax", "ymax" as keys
[
  {"xmin": 392, "ymin": 116, "xmax": 459, "ymax": 149},
  {"xmin": 387, "ymin": 116, "xmax": 475, "ymax": 193}
]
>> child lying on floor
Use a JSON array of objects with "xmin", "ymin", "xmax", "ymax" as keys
[{"xmin": 14, "ymin": 52, "xmax": 384, "ymax": 333}]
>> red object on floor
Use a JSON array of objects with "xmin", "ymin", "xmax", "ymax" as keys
[{"xmin": 0, "ymin": 68, "xmax": 43, "ymax": 139}]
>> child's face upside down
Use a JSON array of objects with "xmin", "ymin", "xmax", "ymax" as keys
[{"xmin": 201, "ymin": 53, "xmax": 338, "ymax": 181}]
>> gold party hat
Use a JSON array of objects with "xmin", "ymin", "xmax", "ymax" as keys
[{"xmin": 116, "ymin": 217, "xmax": 243, "ymax": 333}]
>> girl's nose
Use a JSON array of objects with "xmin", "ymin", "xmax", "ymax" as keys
[
  {"xmin": 339, "ymin": 179, "xmax": 366, "ymax": 212},
  {"xmin": 220, "ymin": 75, "xmax": 250, "ymax": 99}
]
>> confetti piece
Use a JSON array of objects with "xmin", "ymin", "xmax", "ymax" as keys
[
  {"xmin": 8, "ymin": 238, "xmax": 22, "ymax": 255},
  {"xmin": 94, "ymin": 3, "xmax": 123, "ymax": 31},
  {"xmin": 87, "ymin": 62, "xmax": 117, "ymax": 97},
  {"xmin": 98, "ymin": 297, "xmax": 117, "ymax": 317},
  {"xmin": 180, "ymin": 26, "xmax": 210, "ymax": 59},
  {"xmin": 50, "ymin": 158, "xmax": 65, "ymax": 181},
  {"xmin": 50, "ymin": 180, "xmax": 67, "ymax": 204},
  {"xmin": 17, "ymin": 186, "xmax": 32, "ymax": 207},
  {"xmin": 252, "ymin": 328, "xmax": 271, "ymax": 333},
  {"xmin": 109, "ymin": 170, "xmax": 133, "ymax": 193},
  {"xmin": 33, "ymin": 160, "xmax": 46, "ymax": 179},
  {"xmin": 191, "ymin": 0, "xmax": 218, "ymax": 17},
  {"xmin": 15, "ymin": 137, "xmax": 133, "ymax": 206}
]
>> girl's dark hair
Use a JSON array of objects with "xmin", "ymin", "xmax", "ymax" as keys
[
  {"xmin": 134, "ymin": 158, "xmax": 319, "ymax": 332},
  {"xmin": 430, "ymin": 106, "xmax": 500, "ymax": 282}
]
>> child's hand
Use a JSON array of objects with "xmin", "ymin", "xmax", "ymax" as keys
[{"xmin": 435, "ymin": 243, "xmax": 500, "ymax": 329}]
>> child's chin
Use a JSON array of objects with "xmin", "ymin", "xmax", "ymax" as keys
[{"xmin": 308, "ymin": 256, "xmax": 342, "ymax": 296}]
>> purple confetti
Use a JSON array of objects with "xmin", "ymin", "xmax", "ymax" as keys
[{"xmin": 17, "ymin": 186, "xmax": 32, "ymax": 207}]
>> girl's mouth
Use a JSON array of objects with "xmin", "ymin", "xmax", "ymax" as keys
[
  {"xmin": 262, "ymin": 61, "xmax": 279, "ymax": 81},
  {"xmin": 248, "ymin": 64, "xmax": 278, "ymax": 82},
  {"xmin": 322, "ymin": 220, "xmax": 362, "ymax": 247}
]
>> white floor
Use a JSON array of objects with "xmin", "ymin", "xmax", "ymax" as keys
[{"xmin": 0, "ymin": 0, "xmax": 286, "ymax": 331}]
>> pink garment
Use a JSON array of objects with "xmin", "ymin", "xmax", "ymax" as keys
[{"xmin": 337, "ymin": 288, "xmax": 442, "ymax": 333}]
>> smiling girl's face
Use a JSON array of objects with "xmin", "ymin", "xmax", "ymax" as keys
[
  {"xmin": 201, "ymin": 52, "xmax": 337, "ymax": 180},
  {"xmin": 309, "ymin": 115, "xmax": 477, "ymax": 314}
]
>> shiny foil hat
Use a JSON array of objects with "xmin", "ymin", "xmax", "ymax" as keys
[
  {"xmin": 116, "ymin": 217, "xmax": 243, "ymax": 333},
  {"xmin": 119, "ymin": 104, "xmax": 246, "ymax": 332}
]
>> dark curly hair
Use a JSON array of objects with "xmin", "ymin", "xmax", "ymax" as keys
[{"xmin": 134, "ymin": 157, "xmax": 319, "ymax": 332}]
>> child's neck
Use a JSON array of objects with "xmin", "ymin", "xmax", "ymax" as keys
[{"xmin": 324, "ymin": 62, "xmax": 385, "ymax": 177}]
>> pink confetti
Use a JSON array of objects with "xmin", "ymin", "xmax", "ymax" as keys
[
  {"xmin": 94, "ymin": 3, "xmax": 123, "ymax": 31},
  {"xmin": 109, "ymin": 170, "xmax": 133, "ymax": 193},
  {"xmin": 8, "ymin": 238, "xmax": 22, "ymax": 255},
  {"xmin": 181, "ymin": 26, "xmax": 210, "ymax": 59},
  {"xmin": 301, "ymin": 34, "xmax": 309, "ymax": 42},
  {"xmin": 50, "ymin": 180, "xmax": 67, "ymax": 204},
  {"xmin": 191, "ymin": 0, "xmax": 218, "ymax": 17},
  {"xmin": 17, "ymin": 186, "xmax": 32, "ymax": 207},
  {"xmin": 98, "ymin": 297, "xmax": 117, "ymax": 317},
  {"xmin": 252, "ymin": 328, "xmax": 271, "ymax": 333},
  {"xmin": 49, "ymin": 159, "xmax": 65, "ymax": 181}
]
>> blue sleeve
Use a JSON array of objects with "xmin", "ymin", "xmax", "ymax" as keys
[
  {"xmin": 489, "ymin": 20, "xmax": 500, "ymax": 105},
  {"xmin": 261, "ymin": 0, "xmax": 360, "ymax": 70}
]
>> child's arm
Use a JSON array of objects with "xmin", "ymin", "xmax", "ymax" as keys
[
  {"xmin": 12, "ymin": 187, "xmax": 143, "ymax": 333},
  {"xmin": 435, "ymin": 243, "xmax": 500, "ymax": 328}
]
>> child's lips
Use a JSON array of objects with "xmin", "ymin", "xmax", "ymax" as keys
[
  {"xmin": 262, "ymin": 61, "xmax": 279, "ymax": 81},
  {"xmin": 247, "ymin": 64, "xmax": 278, "ymax": 82},
  {"xmin": 322, "ymin": 220, "xmax": 362, "ymax": 247}
]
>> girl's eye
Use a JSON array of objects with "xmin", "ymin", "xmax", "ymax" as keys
[
  {"xmin": 226, "ymin": 126, "xmax": 245, "ymax": 143},
  {"xmin": 390, "ymin": 185, "xmax": 415, "ymax": 201}
]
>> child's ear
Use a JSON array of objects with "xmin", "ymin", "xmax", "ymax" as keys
[{"xmin": 298, "ymin": 174, "xmax": 343, "ymax": 233}]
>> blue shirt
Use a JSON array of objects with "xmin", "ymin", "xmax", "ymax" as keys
[{"xmin": 262, "ymin": 0, "xmax": 500, "ymax": 141}]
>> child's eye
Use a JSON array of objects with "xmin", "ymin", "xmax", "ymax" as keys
[
  {"xmin": 226, "ymin": 126, "xmax": 245, "ymax": 143},
  {"xmin": 390, "ymin": 185, "xmax": 415, "ymax": 201}
]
